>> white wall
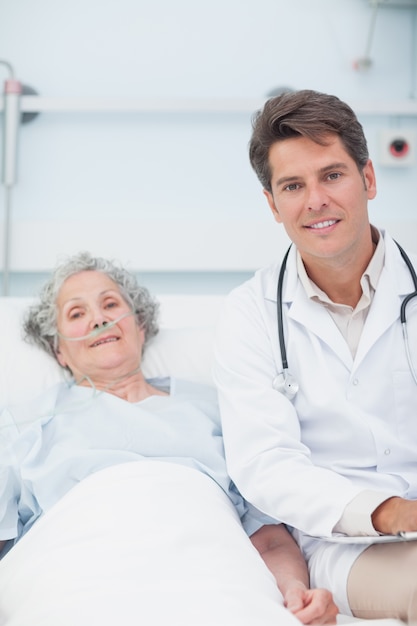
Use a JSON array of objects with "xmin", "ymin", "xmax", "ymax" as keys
[{"xmin": 0, "ymin": 0, "xmax": 416, "ymax": 294}]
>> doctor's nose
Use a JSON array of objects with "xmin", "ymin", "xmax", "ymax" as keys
[{"xmin": 305, "ymin": 184, "xmax": 329, "ymax": 212}]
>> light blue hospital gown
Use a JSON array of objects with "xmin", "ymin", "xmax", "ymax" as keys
[{"xmin": 0, "ymin": 378, "xmax": 273, "ymax": 551}]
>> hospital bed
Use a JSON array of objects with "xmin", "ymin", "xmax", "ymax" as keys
[{"xmin": 0, "ymin": 295, "xmax": 404, "ymax": 626}]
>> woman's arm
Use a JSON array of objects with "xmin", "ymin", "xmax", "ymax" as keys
[{"xmin": 250, "ymin": 524, "xmax": 338, "ymax": 625}]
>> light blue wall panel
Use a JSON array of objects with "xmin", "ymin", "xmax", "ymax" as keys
[{"xmin": 0, "ymin": 0, "xmax": 416, "ymax": 295}]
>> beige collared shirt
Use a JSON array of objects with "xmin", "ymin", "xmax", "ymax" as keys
[
  {"xmin": 296, "ymin": 227, "xmax": 385, "ymax": 358},
  {"xmin": 296, "ymin": 228, "xmax": 390, "ymax": 535}
]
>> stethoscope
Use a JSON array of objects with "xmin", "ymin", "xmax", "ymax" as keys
[{"xmin": 272, "ymin": 241, "xmax": 417, "ymax": 399}]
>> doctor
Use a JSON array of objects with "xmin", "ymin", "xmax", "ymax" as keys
[{"xmin": 213, "ymin": 89, "xmax": 417, "ymax": 622}]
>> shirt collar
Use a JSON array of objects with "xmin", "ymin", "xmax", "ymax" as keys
[{"xmin": 296, "ymin": 226, "xmax": 385, "ymax": 305}]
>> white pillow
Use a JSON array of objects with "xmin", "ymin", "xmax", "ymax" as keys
[
  {"xmin": 0, "ymin": 298, "xmax": 63, "ymax": 410},
  {"xmin": 142, "ymin": 325, "xmax": 216, "ymax": 384}
]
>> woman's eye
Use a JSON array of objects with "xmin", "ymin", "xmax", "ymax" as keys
[
  {"xmin": 104, "ymin": 300, "xmax": 118, "ymax": 309},
  {"xmin": 69, "ymin": 310, "xmax": 83, "ymax": 320}
]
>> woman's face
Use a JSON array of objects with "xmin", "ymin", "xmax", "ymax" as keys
[{"xmin": 55, "ymin": 270, "xmax": 144, "ymax": 382}]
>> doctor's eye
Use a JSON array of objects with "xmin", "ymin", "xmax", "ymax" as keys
[{"xmin": 284, "ymin": 183, "xmax": 301, "ymax": 192}]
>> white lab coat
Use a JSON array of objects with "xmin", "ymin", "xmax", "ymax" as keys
[{"xmin": 213, "ymin": 230, "xmax": 417, "ymax": 614}]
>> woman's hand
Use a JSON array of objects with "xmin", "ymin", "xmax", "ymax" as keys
[
  {"xmin": 284, "ymin": 585, "xmax": 339, "ymax": 625},
  {"xmin": 250, "ymin": 525, "xmax": 339, "ymax": 624}
]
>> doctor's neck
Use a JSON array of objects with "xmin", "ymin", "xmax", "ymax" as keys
[{"xmin": 300, "ymin": 228, "xmax": 377, "ymax": 308}]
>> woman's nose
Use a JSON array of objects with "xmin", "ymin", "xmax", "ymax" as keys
[
  {"xmin": 89, "ymin": 307, "xmax": 109, "ymax": 329},
  {"xmin": 93, "ymin": 320, "xmax": 108, "ymax": 329}
]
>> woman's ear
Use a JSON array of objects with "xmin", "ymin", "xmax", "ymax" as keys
[{"xmin": 55, "ymin": 347, "xmax": 67, "ymax": 368}]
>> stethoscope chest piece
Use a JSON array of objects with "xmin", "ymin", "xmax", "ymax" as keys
[{"xmin": 272, "ymin": 371, "xmax": 299, "ymax": 400}]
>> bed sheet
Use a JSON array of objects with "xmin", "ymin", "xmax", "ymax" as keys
[{"xmin": 0, "ymin": 460, "xmax": 300, "ymax": 626}]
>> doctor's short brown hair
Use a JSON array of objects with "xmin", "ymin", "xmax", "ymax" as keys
[{"xmin": 249, "ymin": 89, "xmax": 370, "ymax": 193}]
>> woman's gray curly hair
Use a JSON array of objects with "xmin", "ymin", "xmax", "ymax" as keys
[{"xmin": 24, "ymin": 251, "xmax": 159, "ymax": 365}]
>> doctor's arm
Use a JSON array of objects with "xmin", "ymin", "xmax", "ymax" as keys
[
  {"xmin": 214, "ymin": 291, "xmax": 361, "ymax": 537},
  {"xmin": 251, "ymin": 524, "xmax": 338, "ymax": 624}
]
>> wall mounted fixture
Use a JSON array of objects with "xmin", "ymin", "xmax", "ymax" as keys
[
  {"xmin": 369, "ymin": 0, "xmax": 417, "ymax": 7},
  {"xmin": 0, "ymin": 60, "xmax": 39, "ymax": 295},
  {"xmin": 354, "ymin": 1, "xmax": 380, "ymax": 70},
  {"xmin": 379, "ymin": 129, "xmax": 416, "ymax": 166}
]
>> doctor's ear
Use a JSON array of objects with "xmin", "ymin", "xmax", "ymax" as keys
[
  {"xmin": 263, "ymin": 189, "xmax": 283, "ymax": 224},
  {"xmin": 362, "ymin": 159, "xmax": 377, "ymax": 199}
]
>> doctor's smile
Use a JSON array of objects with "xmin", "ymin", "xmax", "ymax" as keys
[{"xmin": 307, "ymin": 220, "xmax": 339, "ymax": 230}]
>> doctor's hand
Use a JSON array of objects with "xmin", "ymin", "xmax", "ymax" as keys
[
  {"xmin": 284, "ymin": 585, "xmax": 339, "ymax": 625},
  {"xmin": 372, "ymin": 496, "xmax": 417, "ymax": 535}
]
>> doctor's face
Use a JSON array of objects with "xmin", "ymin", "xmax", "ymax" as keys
[{"xmin": 263, "ymin": 134, "xmax": 377, "ymax": 269}]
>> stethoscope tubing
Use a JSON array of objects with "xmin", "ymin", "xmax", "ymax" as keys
[
  {"xmin": 396, "ymin": 241, "xmax": 417, "ymax": 323},
  {"xmin": 276, "ymin": 240, "xmax": 417, "ymax": 392}
]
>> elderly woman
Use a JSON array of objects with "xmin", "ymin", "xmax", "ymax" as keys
[{"xmin": 0, "ymin": 252, "xmax": 337, "ymax": 626}]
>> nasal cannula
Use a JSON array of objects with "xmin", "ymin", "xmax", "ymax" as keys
[{"xmin": 1, "ymin": 310, "xmax": 143, "ymax": 434}]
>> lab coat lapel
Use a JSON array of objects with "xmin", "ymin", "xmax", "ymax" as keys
[
  {"xmin": 283, "ymin": 259, "xmax": 353, "ymax": 368},
  {"xmin": 354, "ymin": 240, "xmax": 406, "ymax": 367},
  {"xmin": 353, "ymin": 273, "xmax": 398, "ymax": 367}
]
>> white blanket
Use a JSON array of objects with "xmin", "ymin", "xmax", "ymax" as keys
[{"xmin": 0, "ymin": 461, "xmax": 300, "ymax": 626}]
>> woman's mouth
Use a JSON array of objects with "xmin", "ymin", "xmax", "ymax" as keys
[{"xmin": 90, "ymin": 336, "xmax": 119, "ymax": 348}]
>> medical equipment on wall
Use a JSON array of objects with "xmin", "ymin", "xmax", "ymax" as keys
[
  {"xmin": 1, "ymin": 66, "xmax": 21, "ymax": 188},
  {"xmin": 1, "ymin": 60, "xmax": 39, "ymax": 296},
  {"xmin": 272, "ymin": 241, "xmax": 417, "ymax": 399},
  {"xmin": 1, "ymin": 60, "xmax": 21, "ymax": 296}
]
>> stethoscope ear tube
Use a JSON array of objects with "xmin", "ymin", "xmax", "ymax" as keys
[
  {"xmin": 274, "ymin": 240, "xmax": 417, "ymax": 396},
  {"xmin": 276, "ymin": 245, "xmax": 292, "ymax": 372},
  {"xmin": 396, "ymin": 241, "xmax": 417, "ymax": 324},
  {"xmin": 395, "ymin": 241, "xmax": 417, "ymax": 385},
  {"xmin": 275, "ymin": 245, "xmax": 296, "ymax": 399}
]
